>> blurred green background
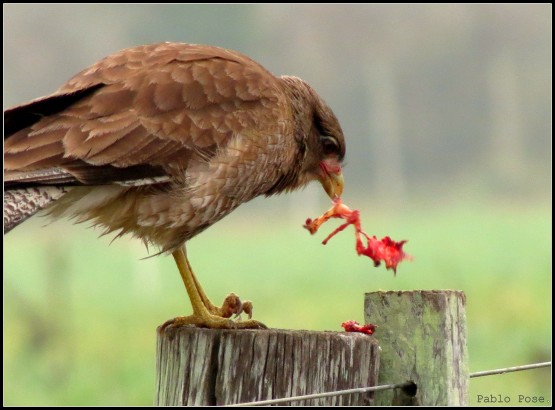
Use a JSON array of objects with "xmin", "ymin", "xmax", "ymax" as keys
[{"xmin": 3, "ymin": 4, "xmax": 551, "ymax": 406}]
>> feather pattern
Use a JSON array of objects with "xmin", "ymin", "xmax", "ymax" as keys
[{"xmin": 4, "ymin": 42, "xmax": 345, "ymax": 253}]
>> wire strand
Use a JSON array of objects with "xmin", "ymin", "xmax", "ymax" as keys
[
  {"xmin": 225, "ymin": 381, "xmax": 413, "ymax": 407},
  {"xmin": 224, "ymin": 361, "xmax": 551, "ymax": 407},
  {"xmin": 470, "ymin": 361, "xmax": 551, "ymax": 378}
]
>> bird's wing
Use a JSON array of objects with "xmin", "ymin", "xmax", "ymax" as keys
[{"xmin": 4, "ymin": 43, "xmax": 284, "ymax": 188}]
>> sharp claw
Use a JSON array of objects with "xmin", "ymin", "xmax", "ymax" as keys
[
  {"xmin": 241, "ymin": 300, "xmax": 253, "ymax": 319},
  {"xmin": 221, "ymin": 293, "xmax": 242, "ymax": 318},
  {"xmin": 222, "ymin": 294, "xmax": 254, "ymax": 320},
  {"xmin": 234, "ymin": 299, "xmax": 243, "ymax": 318},
  {"xmin": 232, "ymin": 299, "xmax": 253, "ymax": 319},
  {"xmin": 158, "ymin": 318, "xmax": 176, "ymax": 333}
]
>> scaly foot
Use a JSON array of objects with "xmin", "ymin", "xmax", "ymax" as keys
[
  {"xmin": 159, "ymin": 313, "xmax": 267, "ymax": 331},
  {"xmin": 169, "ymin": 247, "xmax": 267, "ymax": 331}
]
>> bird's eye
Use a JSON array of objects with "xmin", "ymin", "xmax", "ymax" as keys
[{"xmin": 321, "ymin": 135, "xmax": 339, "ymax": 156}]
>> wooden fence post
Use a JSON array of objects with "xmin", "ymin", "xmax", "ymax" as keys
[
  {"xmin": 155, "ymin": 328, "xmax": 379, "ymax": 406},
  {"xmin": 364, "ymin": 290, "xmax": 468, "ymax": 406}
]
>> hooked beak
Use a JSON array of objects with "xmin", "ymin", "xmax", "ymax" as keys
[{"xmin": 317, "ymin": 160, "xmax": 344, "ymax": 199}]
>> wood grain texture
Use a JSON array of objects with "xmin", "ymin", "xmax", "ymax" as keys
[
  {"xmin": 364, "ymin": 290, "xmax": 468, "ymax": 406},
  {"xmin": 155, "ymin": 327, "xmax": 379, "ymax": 406}
]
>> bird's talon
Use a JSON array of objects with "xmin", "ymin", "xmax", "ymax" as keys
[
  {"xmin": 220, "ymin": 294, "xmax": 254, "ymax": 320},
  {"xmin": 218, "ymin": 292, "xmax": 243, "ymax": 318},
  {"xmin": 238, "ymin": 300, "xmax": 253, "ymax": 319},
  {"xmin": 159, "ymin": 313, "xmax": 264, "ymax": 330}
]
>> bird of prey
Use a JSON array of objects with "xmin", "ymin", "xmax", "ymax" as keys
[{"xmin": 4, "ymin": 42, "xmax": 345, "ymax": 329}]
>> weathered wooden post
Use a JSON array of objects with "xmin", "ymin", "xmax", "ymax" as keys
[
  {"xmin": 155, "ymin": 328, "xmax": 379, "ymax": 406},
  {"xmin": 364, "ymin": 290, "xmax": 468, "ymax": 406}
]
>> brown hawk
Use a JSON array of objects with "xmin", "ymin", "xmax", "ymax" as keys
[{"xmin": 4, "ymin": 42, "xmax": 345, "ymax": 329}]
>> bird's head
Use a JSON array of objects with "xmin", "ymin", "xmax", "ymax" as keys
[{"xmin": 280, "ymin": 76, "xmax": 346, "ymax": 199}]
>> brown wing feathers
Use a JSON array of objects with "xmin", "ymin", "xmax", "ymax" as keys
[
  {"xmin": 5, "ymin": 43, "xmax": 281, "ymax": 191},
  {"xmin": 4, "ymin": 42, "xmax": 347, "ymax": 250},
  {"xmin": 4, "ymin": 84, "xmax": 104, "ymax": 137}
]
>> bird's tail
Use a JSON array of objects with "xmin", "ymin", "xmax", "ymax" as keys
[{"xmin": 3, "ymin": 186, "xmax": 68, "ymax": 233}]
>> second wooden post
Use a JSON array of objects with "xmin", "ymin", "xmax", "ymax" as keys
[{"xmin": 364, "ymin": 290, "xmax": 469, "ymax": 406}]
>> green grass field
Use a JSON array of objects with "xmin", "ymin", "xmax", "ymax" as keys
[{"xmin": 3, "ymin": 198, "xmax": 551, "ymax": 405}]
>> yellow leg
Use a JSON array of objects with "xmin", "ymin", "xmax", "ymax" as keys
[
  {"xmin": 184, "ymin": 253, "xmax": 244, "ymax": 318},
  {"xmin": 160, "ymin": 247, "xmax": 266, "ymax": 330}
]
